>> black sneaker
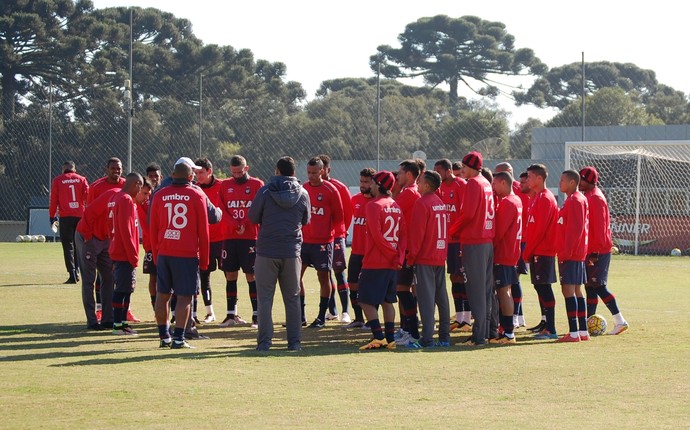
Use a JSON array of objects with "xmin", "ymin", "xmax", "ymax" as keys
[
  {"xmin": 193, "ymin": 316, "xmax": 201, "ymax": 324},
  {"xmin": 64, "ymin": 277, "xmax": 77, "ymax": 284},
  {"xmin": 171, "ymin": 339, "xmax": 195, "ymax": 349},
  {"xmin": 528, "ymin": 320, "xmax": 547, "ymax": 333},
  {"xmin": 87, "ymin": 322, "xmax": 103, "ymax": 331},
  {"xmin": 308, "ymin": 318, "xmax": 325, "ymax": 328},
  {"xmin": 184, "ymin": 328, "xmax": 209, "ymax": 340},
  {"xmin": 159, "ymin": 338, "xmax": 172, "ymax": 348},
  {"xmin": 170, "ymin": 315, "xmax": 176, "ymax": 324}
]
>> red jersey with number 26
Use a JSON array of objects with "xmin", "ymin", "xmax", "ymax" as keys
[
  {"xmin": 557, "ymin": 191, "xmax": 589, "ymax": 262},
  {"xmin": 302, "ymin": 180, "xmax": 343, "ymax": 244},
  {"xmin": 150, "ymin": 183, "xmax": 210, "ymax": 270},
  {"xmin": 349, "ymin": 193, "xmax": 371, "ymax": 255},
  {"xmin": 362, "ymin": 196, "xmax": 406, "ymax": 270}
]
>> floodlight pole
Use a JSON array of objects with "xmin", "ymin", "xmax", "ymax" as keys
[
  {"xmin": 127, "ymin": 7, "xmax": 133, "ymax": 173},
  {"xmin": 48, "ymin": 80, "xmax": 53, "ymax": 193},
  {"xmin": 199, "ymin": 74, "xmax": 203, "ymax": 157},
  {"xmin": 376, "ymin": 58, "xmax": 381, "ymax": 171},
  {"xmin": 581, "ymin": 52, "xmax": 585, "ymax": 142}
]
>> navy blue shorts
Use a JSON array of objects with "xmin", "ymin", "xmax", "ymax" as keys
[
  {"xmin": 142, "ymin": 251, "xmax": 156, "ymax": 275},
  {"xmin": 358, "ymin": 269, "xmax": 398, "ymax": 305},
  {"xmin": 205, "ymin": 241, "xmax": 223, "ymax": 272},
  {"xmin": 332, "ymin": 237, "xmax": 347, "ymax": 271},
  {"xmin": 397, "ymin": 260, "xmax": 415, "ymax": 286},
  {"xmin": 447, "ymin": 242, "xmax": 465, "ymax": 276},
  {"xmin": 494, "ymin": 264, "xmax": 518, "ymax": 290},
  {"xmin": 585, "ymin": 252, "xmax": 611, "ymax": 287},
  {"xmin": 301, "ymin": 242, "xmax": 333, "ymax": 272},
  {"xmin": 113, "ymin": 260, "xmax": 136, "ymax": 293},
  {"xmin": 157, "ymin": 255, "xmax": 200, "ymax": 297},
  {"xmin": 517, "ymin": 242, "xmax": 528, "ymax": 275},
  {"xmin": 558, "ymin": 260, "xmax": 587, "ymax": 285},
  {"xmin": 347, "ymin": 253, "xmax": 364, "ymax": 284},
  {"xmin": 220, "ymin": 239, "xmax": 257, "ymax": 274},
  {"xmin": 529, "ymin": 255, "xmax": 557, "ymax": 284}
]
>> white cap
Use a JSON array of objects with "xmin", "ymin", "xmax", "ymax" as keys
[{"xmin": 174, "ymin": 157, "xmax": 202, "ymax": 171}]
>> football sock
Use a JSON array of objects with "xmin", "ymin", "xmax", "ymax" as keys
[
  {"xmin": 596, "ymin": 286, "xmax": 621, "ymax": 315},
  {"xmin": 384, "ymin": 321, "xmax": 396, "ymax": 344},
  {"xmin": 157, "ymin": 324, "xmax": 170, "ymax": 339},
  {"xmin": 565, "ymin": 295, "xmax": 578, "ymax": 335},
  {"xmin": 613, "ymin": 312, "xmax": 626, "ymax": 325},
  {"xmin": 173, "ymin": 327, "xmax": 184, "ymax": 342},
  {"xmin": 576, "ymin": 296, "xmax": 587, "ymax": 332},
  {"xmin": 318, "ymin": 296, "xmax": 329, "ymax": 322},
  {"xmin": 328, "ymin": 274, "xmax": 337, "ymax": 315},
  {"xmin": 458, "ymin": 283, "xmax": 471, "ymax": 312},
  {"xmin": 192, "ymin": 295, "xmax": 198, "ymax": 318},
  {"xmin": 171, "ymin": 294, "xmax": 177, "ymax": 315},
  {"xmin": 248, "ymin": 280, "xmax": 258, "ymax": 314},
  {"xmin": 300, "ymin": 294, "xmax": 306, "ymax": 322},
  {"xmin": 368, "ymin": 319, "xmax": 384, "ymax": 340},
  {"xmin": 535, "ymin": 284, "xmax": 556, "ymax": 333},
  {"xmin": 461, "ymin": 311, "xmax": 472, "ymax": 325},
  {"xmin": 511, "ymin": 281, "xmax": 523, "ymax": 316},
  {"xmin": 499, "ymin": 314, "xmax": 514, "ymax": 335},
  {"xmin": 200, "ymin": 270, "xmax": 212, "ymax": 306},
  {"xmin": 397, "ymin": 290, "xmax": 416, "ymax": 332},
  {"xmin": 350, "ymin": 289, "xmax": 364, "ymax": 321},
  {"xmin": 585, "ymin": 286, "xmax": 599, "ymax": 317},
  {"xmin": 113, "ymin": 291, "xmax": 126, "ymax": 325},
  {"xmin": 226, "ymin": 280, "xmax": 238, "ymax": 315},
  {"xmin": 335, "ymin": 271, "xmax": 349, "ymax": 314},
  {"xmin": 451, "ymin": 282, "xmax": 463, "ymax": 314}
]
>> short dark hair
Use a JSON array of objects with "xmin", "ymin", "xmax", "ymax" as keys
[
  {"xmin": 360, "ymin": 167, "xmax": 375, "ymax": 178},
  {"xmin": 562, "ymin": 169, "xmax": 580, "ymax": 185},
  {"xmin": 493, "ymin": 171, "xmax": 514, "ymax": 185},
  {"xmin": 422, "ymin": 170, "xmax": 441, "ymax": 191},
  {"xmin": 399, "ymin": 159, "xmax": 420, "ymax": 178},
  {"xmin": 307, "ymin": 157, "xmax": 324, "ymax": 169},
  {"xmin": 527, "ymin": 163, "xmax": 548, "ymax": 180},
  {"xmin": 276, "ymin": 156, "xmax": 296, "ymax": 176},
  {"xmin": 142, "ymin": 177, "xmax": 153, "ymax": 189},
  {"xmin": 415, "ymin": 158, "xmax": 426, "ymax": 173},
  {"xmin": 195, "ymin": 157, "xmax": 212, "ymax": 170},
  {"xmin": 230, "ymin": 155, "xmax": 247, "ymax": 167},
  {"xmin": 480, "ymin": 167, "xmax": 493, "ymax": 183},
  {"xmin": 519, "ymin": 171, "xmax": 528, "ymax": 179},
  {"xmin": 62, "ymin": 161, "xmax": 76, "ymax": 173},
  {"xmin": 107, "ymin": 157, "xmax": 122, "ymax": 167},
  {"xmin": 452, "ymin": 161, "xmax": 462, "ymax": 171},
  {"xmin": 434, "ymin": 159, "xmax": 452, "ymax": 171},
  {"xmin": 145, "ymin": 163, "xmax": 161, "ymax": 174},
  {"xmin": 317, "ymin": 154, "xmax": 332, "ymax": 168}
]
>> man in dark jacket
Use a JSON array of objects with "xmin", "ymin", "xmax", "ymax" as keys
[{"xmin": 249, "ymin": 156, "xmax": 311, "ymax": 351}]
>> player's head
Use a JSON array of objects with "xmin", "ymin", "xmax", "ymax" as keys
[
  {"xmin": 372, "ymin": 170, "xmax": 395, "ymax": 198},
  {"xmin": 145, "ymin": 163, "xmax": 162, "ymax": 188},
  {"xmin": 433, "ymin": 159, "xmax": 453, "ymax": 182},
  {"xmin": 480, "ymin": 167, "xmax": 493, "ymax": 183},
  {"xmin": 519, "ymin": 171, "xmax": 530, "ymax": 195},
  {"xmin": 62, "ymin": 161, "xmax": 76, "ymax": 174},
  {"xmin": 460, "ymin": 151, "xmax": 483, "ymax": 179},
  {"xmin": 317, "ymin": 154, "xmax": 332, "ymax": 179},
  {"xmin": 123, "ymin": 172, "xmax": 143, "ymax": 197},
  {"xmin": 559, "ymin": 169, "xmax": 580, "ymax": 194},
  {"xmin": 493, "ymin": 171, "xmax": 514, "ymax": 198},
  {"xmin": 359, "ymin": 167, "xmax": 376, "ymax": 196},
  {"xmin": 414, "ymin": 158, "xmax": 427, "ymax": 185},
  {"xmin": 276, "ymin": 156, "xmax": 296, "ymax": 177},
  {"xmin": 419, "ymin": 170, "xmax": 441, "ymax": 195},
  {"xmin": 578, "ymin": 166, "xmax": 598, "ymax": 192},
  {"xmin": 494, "ymin": 162, "xmax": 513, "ymax": 174},
  {"xmin": 194, "ymin": 158, "xmax": 213, "ymax": 185},
  {"xmin": 229, "ymin": 155, "xmax": 249, "ymax": 183},
  {"xmin": 397, "ymin": 159, "xmax": 420, "ymax": 188},
  {"xmin": 106, "ymin": 157, "xmax": 123, "ymax": 182},
  {"xmin": 452, "ymin": 161, "xmax": 462, "ymax": 176},
  {"xmin": 135, "ymin": 177, "xmax": 153, "ymax": 205},
  {"xmin": 173, "ymin": 161, "xmax": 194, "ymax": 181},
  {"xmin": 306, "ymin": 157, "xmax": 325, "ymax": 186},
  {"xmin": 526, "ymin": 163, "xmax": 548, "ymax": 191}
]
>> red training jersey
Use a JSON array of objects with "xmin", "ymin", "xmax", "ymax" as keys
[
  {"xmin": 406, "ymin": 193, "xmax": 447, "ymax": 267},
  {"xmin": 137, "ymin": 199, "xmax": 151, "ymax": 251},
  {"xmin": 523, "ymin": 188, "xmax": 558, "ymax": 260},
  {"xmin": 513, "ymin": 180, "xmax": 530, "ymax": 242},
  {"xmin": 437, "ymin": 178, "xmax": 465, "ymax": 243},
  {"xmin": 350, "ymin": 193, "xmax": 371, "ymax": 255},
  {"xmin": 196, "ymin": 176, "xmax": 225, "ymax": 242},
  {"xmin": 450, "ymin": 174, "xmax": 495, "ymax": 245},
  {"xmin": 584, "ymin": 187, "xmax": 613, "ymax": 254},
  {"xmin": 302, "ymin": 180, "xmax": 343, "ymax": 244},
  {"xmin": 219, "ymin": 176, "xmax": 264, "ymax": 241},
  {"xmin": 557, "ymin": 191, "xmax": 589, "ymax": 262},
  {"xmin": 49, "ymin": 172, "xmax": 89, "ymax": 218},
  {"xmin": 108, "ymin": 191, "xmax": 140, "ymax": 267},
  {"xmin": 87, "ymin": 177, "xmax": 125, "ymax": 205},
  {"xmin": 327, "ymin": 177, "xmax": 353, "ymax": 239},
  {"xmin": 493, "ymin": 193, "xmax": 523, "ymax": 266},
  {"xmin": 395, "ymin": 183, "xmax": 421, "ymax": 234},
  {"xmin": 76, "ymin": 188, "xmax": 119, "ymax": 241},
  {"xmin": 150, "ymin": 182, "xmax": 210, "ymax": 270},
  {"xmin": 362, "ymin": 195, "xmax": 406, "ymax": 270}
]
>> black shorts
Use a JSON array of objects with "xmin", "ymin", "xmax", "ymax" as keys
[
  {"xmin": 301, "ymin": 242, "xmax": 333, "ymax": 272},
  {"xmin": 585, "ymin": 252, "xmax": 610, "ymax": 287},
  {"xmin": 529, "ymin": 255, "xmax": 557, "ymax": 284},
  {"xmin": 558, "ymin": 259, "xmax": 587, "ymax": 285},
  {"xmin": 157, "ymin": 255, "xmax": 200, "ymax": 297},
  {"xmin": 206, "ymin": 241, "xmax": 223, "ymax": 272},
  {"xmin": 332, "ymin": 237, "xmax": 347, "ymax": 271},
  {"xmin": 358, "ymin": 269, "xmax": 398, "ymax": 305},
  {"xmin": 347, "ymin": 253, "xmax": 364, "ymax": 284},
  {"xmin": 113, "ymin": 260, "xmax": 136, "ymax": 294},
  {"xmin": 447, "ymin": 242, "xmax": 465, "ymax": 276},
  {"xmin": 517, "ymin": 242, "xmax": 528, "ymax": 275},
  {"xmin": 142, "ymin": 251, "xmax": 157, "ymax": 275},
  {"xmin": 493, "ymin": 264, "xmax": 518, "ymax": 290},
  {"xmin": 220, "ymin": 239, "xmax": 257, "ymax": 274},
  {"xmin": 396, "ymin": 260, "xmax": 415, "ymax": 286}
]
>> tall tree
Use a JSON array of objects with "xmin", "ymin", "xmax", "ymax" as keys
[{"xmin": 371, "ymin": 15, "xmax": 546, "ymax": 105}]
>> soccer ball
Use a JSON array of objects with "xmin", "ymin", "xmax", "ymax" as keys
[
  {"xmin": 671, "ymin": 248, "xmax": 682, "ymax": 256},
  {"xmin": 30, "ymin": 235, "xmax": 39, "ymax": 242},
  {"xmin": 611, "ymin": 246, "xmax": 620, "ymax": 255},
  {"xmin": 15, "ymin": 235, "xmax": 23, "ymax": 242},
  {"xmin": 37, "ymin": 235, "xmax": 46, "ymax": 243},
  {"xmin": 21, "ymin": 235, "xmax": 31, "ymax": 242},
  {"xmin": 587, "ymin": 314, "xmax": 608, "ymax": 336}
]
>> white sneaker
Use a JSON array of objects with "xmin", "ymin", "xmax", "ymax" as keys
[
  {"xmin": 325, "ymin": 312, "xmax": 339, "ymax": 321},
  {"xmin": 608, "ymin": 322, "xmax": 629, "ymax": 335},
  {"xmin": 202, "ymin": 314, "xmax": 216, "ymax": 323},
  {"xmin": 219, "ymin": 315, "xmax": 247, "ymax": 327},
  {"xmin": 518, "ymin": 315, "xmax": 526, "ymax": 327},
  {"xmin": 340, "ymin": 312, "xmax": 351, "ymax": 324}
]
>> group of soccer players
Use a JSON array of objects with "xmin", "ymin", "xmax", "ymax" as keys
[{"xmin": 49, "ymin": 150, "xmax": 628, "ymax": 350}]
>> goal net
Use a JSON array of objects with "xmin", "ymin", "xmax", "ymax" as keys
[{"xmin": 565, "ymin": 141, "xmax": 690, "ymax": 256}]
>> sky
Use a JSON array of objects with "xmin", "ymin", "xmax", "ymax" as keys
[{"xmin": 91, "ymin": 0, "xmax": 689, "ymax": 125}]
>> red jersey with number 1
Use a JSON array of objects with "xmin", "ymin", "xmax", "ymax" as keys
[
  {"xmin": 362, "ymin": 196, "xmax": 406, "ymax": 270},
  {"xmin": 302, "ymin": 180, "xmax": 343, "ymax": 244},
  {"xmin": 557, "ymin": 191, "xmax": 589, "ymax": 261},
  {"xmin": 437, "ymin": 178, "xmax": 465, "ymax": 244},
  {"xmin": 493, "ymin": 194, "xmax": 523, "ymax": 266},
  {"xmin": 350, "ymin": 193, "xmax": 371, "ymax": 255},
  {"xmin": 406, "ymin": 193, "xmax": 447, "ymax": 267},
  {"xmin": 584, "ymin": 187, "xmax": 613, "ymax": 254},
  {"xmin": 108, "ymin": 191, "xmax": 140, "ymax": 267},
  {"xmin": 219, "ymin": 176, "xmax": 264, "ymax": 241},
  {"xmin": 49, "ymin": 172, "xmax": 89, "ymax": 218}
]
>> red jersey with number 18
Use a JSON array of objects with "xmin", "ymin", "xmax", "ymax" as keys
[
  {"xmin": 362, "ymin": 196, "xmax": 406, "ymax": 270},
  {"xmin": 349, "ymin": 193, "xmax": 371, "ymax": 255},
  {"xmin": 302, "ymin": 180, "xmax": 343, "ymax": 244},
  {"xmin": 150, "ymin": 182, "xmax": 210, "ymax": 270}
]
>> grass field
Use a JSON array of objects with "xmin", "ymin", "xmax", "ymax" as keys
[{"xmin": 1, "ymin": 242, "xmax": 689, "ymax": 429}]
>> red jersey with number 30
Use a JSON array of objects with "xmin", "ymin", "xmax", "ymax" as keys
[
  {"xmin": 406, "ymin": 193, "xmax": 447, "ymax": 267},
  {"xmin": 219, "ymin": 176, "xmax": 264, "ymax": 241},
  {"xmin": 362, "ymin": 196, "xmax": 406, "ymax": 269},
  {"xmin": 49, "ymin": 172, "xmax": 89, "ymax": 218},
  {"xmin": 493, "ymin": 194, "xmax": 523, "ymax": 266},
  {"xmin": 350, "ymin": 193, "xmax": 371, "ymax": 255},
  {"xmin": 302, "ymin": 180, "xmax": 343, "ymax": 244},
  {"xmin": 557, "ymin": 191, "xmax": 589, "ymax": 261}
]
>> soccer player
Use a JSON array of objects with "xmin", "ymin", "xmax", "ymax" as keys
[
  {"xmin": 343, "ymin": 168, "xmax": 375, "ymax": 329},
  {"xmin": 145, "ymin": 163, "xmax": 162, "ymax": 190},
  {"xmin": 300, "ymin": 157, "xmax": 343, "ymax": 328},
  {"xmin": 150, "ymin": 162, "xmax": 210, "ymax": 349},
  {"xmin": 523, "ymin": 164, "xmax": 559, "ymax": 340},
  {"xmin": 433, "ymin": 159, "xmax": 471, "ymax": 332},
  {"xmin": 249, "ymin": 156, "xmax": 311, "ymax": 351},
  {"xmin": 359, "ymin": 171, "xmax": 406, "ymax": 350},
  {"xmin": 556, "ymin": 170, "xmax": 590, "ymax": 342},
  {"xmin": 449, "ymin": 151, "xmax": 495, "ymax": 346},
  {"xmin": 49, "ymin": 160, "xmax": 89, "ymax": 284},
  {"xmin": 218, "ymin": 155, "xmax": 264, "ymax": 328},
  {"xmin": 75, "ymin": 188, "xmax": 118, "ymax": 330},
  {"xmin": 317, "ymin": 154, "xmax": 353, "ymax": 323},
  {"xmin": 194, "ymin": 157, "xmax": 224, "ymax": 324},
  {"xmin": 393, "ymin": 159, "xmax": 422, "ymax": 343},
  {"xmin": 579, "ymin": 167, "xmax": 629, "ymax": 335},
  {"xmin": 406, "ymin": 170, "xmax": 450, "ymax": 348},
  {"xmin": 490, "ymin": 171, "xmax": 523, "ymax": 344},
  {"xmin": 109, "ymin": 173, "xmax": 144, "ymax": 336},
  {"xmin": 452, "ymin": 161, "xmax": 462, "ymax": 177},
  {"xmin": 134, "ymin": 178, "xmax": 155, "ymax": 310}
]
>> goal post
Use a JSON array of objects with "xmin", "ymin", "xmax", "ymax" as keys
[{"xmin": 565, "ymin": 140, "xmax": 690, "ymax": 256}]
